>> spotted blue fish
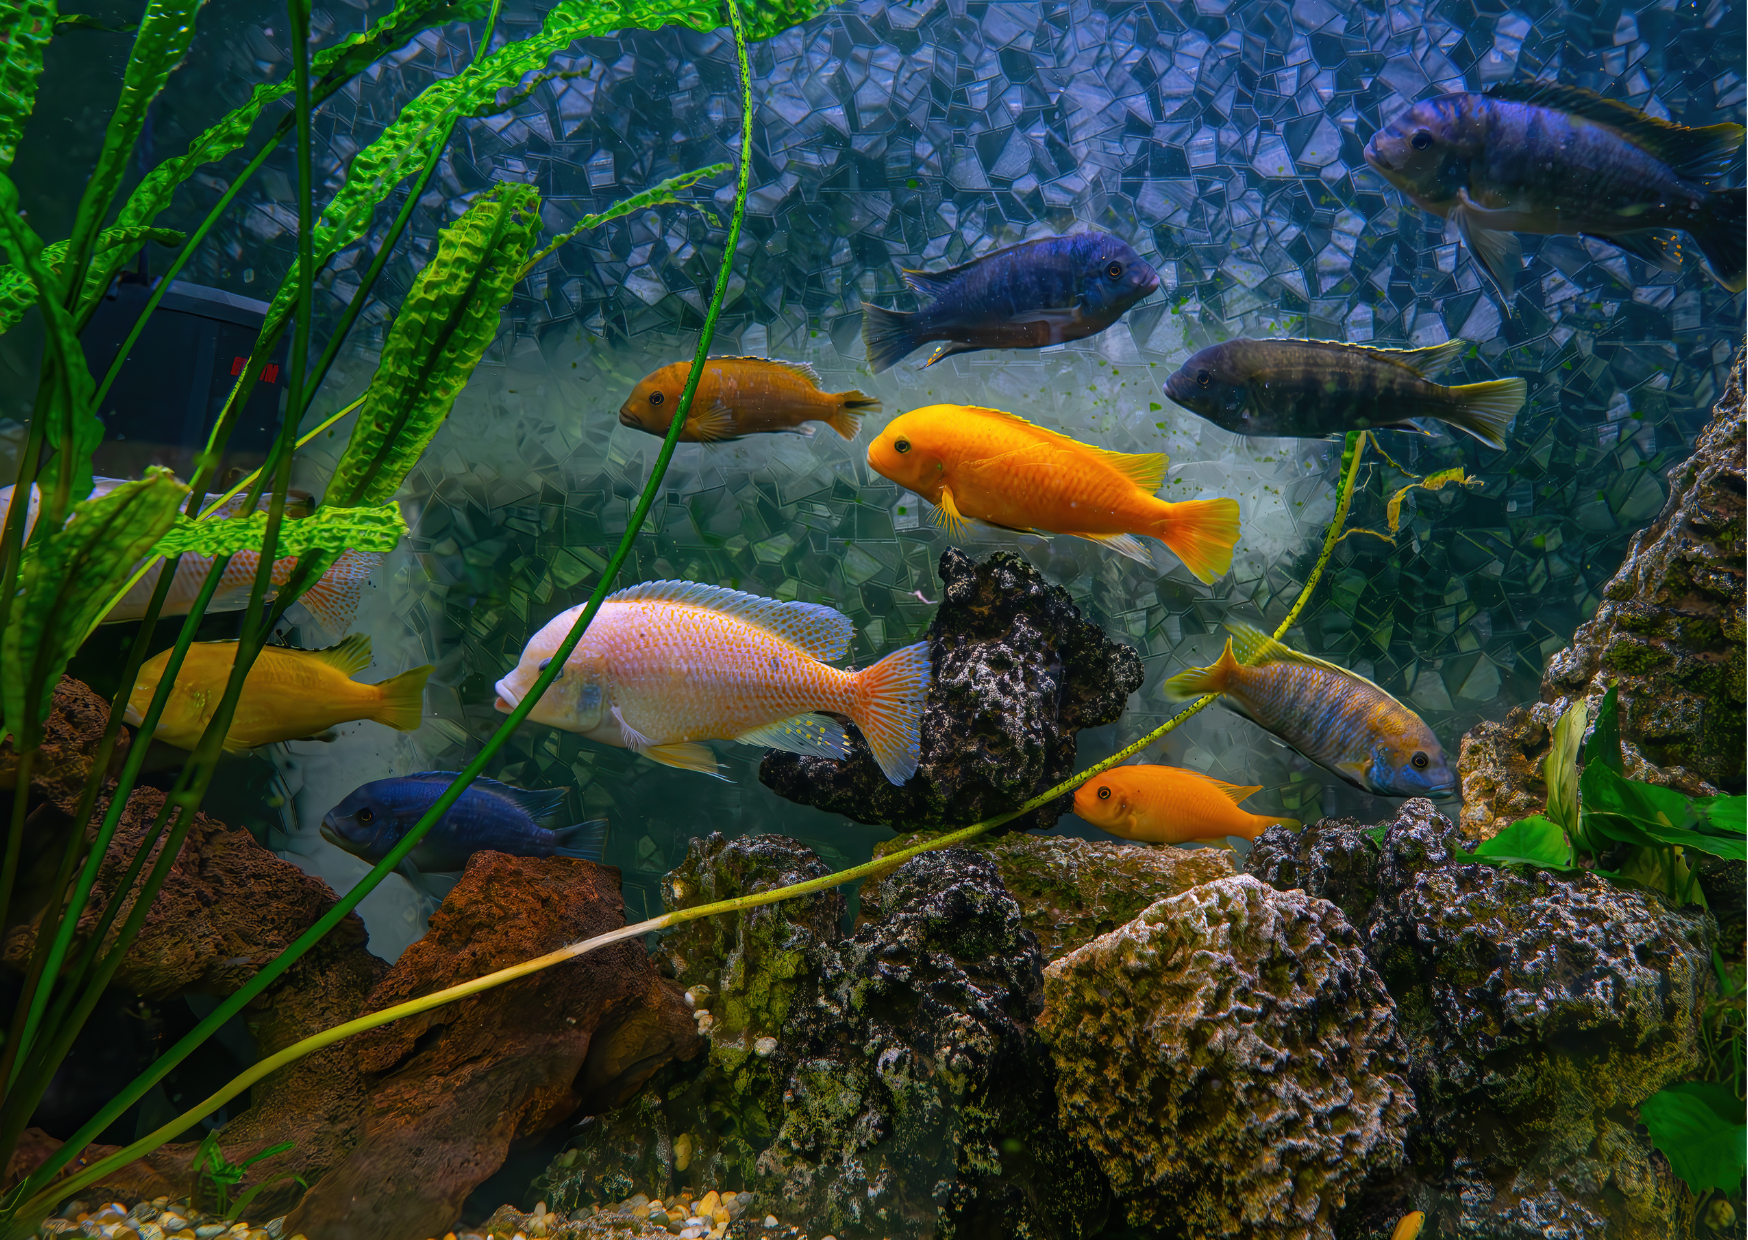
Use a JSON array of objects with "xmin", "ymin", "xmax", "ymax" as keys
[{"xmin": 860, "ymin": 231, "xmax": 1160, "ymax": 373}]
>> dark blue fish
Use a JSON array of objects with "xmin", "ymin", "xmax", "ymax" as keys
[
  {"xmin": 860, "ymin": 231, "xmax": 1160, "ymax": 373},
  {"xmin": 319, "ymin": 772, "xmax": 607, "ymax": 872}
]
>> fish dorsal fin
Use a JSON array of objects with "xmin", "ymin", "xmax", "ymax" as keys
[
  {"xmin": 1337, "ymin": 338, "xmax": 1468, "ymax": 379},
  {"xmin": 608, "ymin": 579, "xmax": 853, "ymax": 661},
  {"xmin": 1225, "ymin": 622, "xmax": 1396, "ymax": 697},
  {"xmin": 960, "ymin": 406, "xmax": 1168, "ymax": 491},
  {"xmin": 307, "ymin": 632, "xmax": 372, "ymax": 676},
  {"xmin": 712, "ymin": 355, "xmax": 824, "ymax": 387},
  {"xmin": 1487, "ymin": 81, "xmax": 1748, "ymax": 182},
  {"xmin": 407, "ymin": 772, "xmax": 567, "ymax": 819},
  {"xmin": 1202, "ymin": 775, "xmax": 1263, "ymax": 805},
  {"xmin": 901, "ymin": 268, "xmax": 960, "ymax": 298}
]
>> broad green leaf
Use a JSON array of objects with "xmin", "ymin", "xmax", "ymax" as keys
[
  {"xmin": 737, "ymin": 0, "xmax": 828, "ymax": 40},
  {"xmin": 1544, "ymin": 698, "xmax": 1585, "ymax": 832},
  {"xmin": 325, "ymin": 182, "xmax": 542, "ymax": 508},
  {"xmin": 1694, "ymin": 794, "xmax": 1747, "ymax": 836},
  {"xmin": 1640, "ymin": 1082, "xmax": 1747, "ymax": 1196},
  {"xmin": 61, "ymin": 0, "xmax": 206, "ymax": 302},
  {"xmin": 1586, "ymin": 682, "xmax": 1624, "ymax": 774},
  {"xmin": 1599, "ymin": 845, "xmax": 1707, "ymax": 908},
  {"xmin": 150, "ymin": 504, "xmax": 408, "ymax": 558},
  {"xmin": 0, "ymin": 0, "xmax": 56, "ymax": 169},
  {"xmin": 1472, "ymin": 815, "xmax": 1574, "ymax": 869},
  {"xmin": 1581, "ymin": 760, "xmax": 1748, "ymax": 862},
  {"xmin": 0, "ymin": 467, "xmax": 187, "ymax": 742},
  {"xmin": 0, "ymin": 225, "xmax": 182, "ymax": 335},
  {"xmin": 518, "ymin": 161, "xmax": 730, "ymax": 277}
]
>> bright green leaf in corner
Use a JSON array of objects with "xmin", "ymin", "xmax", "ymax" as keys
[
  {"xmin": 0, "ymin": 0, "xmax": 57, "ymax": 169},
  {"xmin": 1640, "ymin": 1082, "xmax": 1747, "ymax": 1196},
  {"xmin": 0, "ymin": 468, "xmax": 187, "ymax": 743},
  {"xmin": 325, "ymin": 182, "xmax": 542, "ymax": 509},
  {"xmin": 1472, "ymin": 815, "xmax": 1574, "ymax": 870},
  {"xmin": 150, "ymin": 504, "xmax": 408, "ymax": 559}
]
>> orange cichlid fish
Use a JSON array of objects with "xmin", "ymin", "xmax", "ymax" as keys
[
  {"xmin": 1163, "ymin": 623, "xmax": 1454, "ymax": 799},
  {"xmin": 1391, "ymin": 1212, "xmax": 1426, "ymax": 1240},
  {"xmin": 125, "ymin": 633, "xmax": 430, "ymax": 752},
  {"xmin": 1072, "ymin": 763, "xmax": 1299, "ymax": 845},
  {"xmin": 619, "ymin": 357, "xmax": 879, "ymax": 442},
  {"xmin": 865, "ymin": 404, "xmax": 1242, "ymax": 583},
  {"xmin": 494, "ymin": 580, "xmax": 931, "ymax": 784}
]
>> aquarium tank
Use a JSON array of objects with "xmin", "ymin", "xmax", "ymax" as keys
[{"xmin": 0, "ymin": 0, "xmax": 1743, "ymax": 1234}]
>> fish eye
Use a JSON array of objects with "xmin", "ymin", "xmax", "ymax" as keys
[
  {"xmin": 1105, "ymin": 261, "xmax": 1123, "ymax": 280},
  {"xmin": 649, "ymin": 391, "xmax": 665, "ymax": 406},
  {"xmin": 357, "ymin": 807, "xmax": 374, "ymax": 825},
  {"xmin": 1410, "ymin": 129, "xmax": 1432, "ymax": 151},
  {"xmin": 538, "ymin": 658, "xmax": 551, "ymax": 672},
  {"xmin": 1411, "ymin": 751, "xmax": 1429, "ymax": 769},
  {"xmin": 1195, "ymin": 369, "xmax": 1212, "ymax": 388},
  {"xmin": 1097, "ymin": 786, "xmax": 1111, "ymax": 800},
  {"xmin": 894, "ymin": 437, "xmax": 911, "ymax": 454}
]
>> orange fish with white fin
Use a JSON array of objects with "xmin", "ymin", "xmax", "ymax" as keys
[
  {"xmin": 865, "ymin": 404, "xmax": 1241, "ymax": 583},
  {"xmin": 619, "ymin": 357, "xmax": 878, "ymax": 442},
  {"xmin": 1072, "ymin": 763, "xmax": 1299, "ymax": 845},
  {"xmin": 494, "ymin": 581, "xmax": 931, "ymax": 784}
]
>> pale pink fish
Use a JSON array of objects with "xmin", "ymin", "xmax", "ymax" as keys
[{"xmin": 493, "ymin": 580, "xmax": 932, "ymax": 784}]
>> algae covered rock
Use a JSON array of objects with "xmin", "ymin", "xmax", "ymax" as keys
[
  {"xmin": 1038, "ymin": 873, "xmax": 1414, "ymax": 1240},
  {"xmin": 760, "ymin": 548, "xmax": 1144, "ymax": 833},
  {"xmin": 868, "ymin": 829, "xmax": 1238, "ymax": 960},
  {"xmin": 1248, "ymin": 800, "xmax": 1713, "ymax": 1238}
]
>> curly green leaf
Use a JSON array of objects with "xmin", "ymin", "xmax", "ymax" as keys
[
  {"xmin": 326, "ymin": 182, "xmax": 542, "ymax": 508},
  {"xmin": 0, "ymin": 0, "xmax": 56, "ymax": 169},
  {"xmin": 150, "ymin": 504, "xmax": 407, "ymax": 558},
  {"xmin": 0, "ymin": 225, "xmax": 182, "ymax": 335},
  {"xmin": 519, "ymin": 161, "xmax": 729, "ymax": 277},
  {"xmin": 0, "ymin": 468, "xmax": 187, "ymax": 743}
]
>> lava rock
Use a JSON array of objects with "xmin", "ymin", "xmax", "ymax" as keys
[
  {"xmin": 287, "ymin": 853, "xmax": 703, "ymax": 1240},
  {"xmin": 1459, "ymin": 348, "xmax": 1746, "ymax": 841},
  {"xmin": 760, "ymin": 549, "xmax": 1144, "ymax": 833},
  {"xmin": 0, "ymin": 675, "xmax": 129, "ymax": 809},
  {"xmin": 1249, "ymin": 800, "xmax": 1712, "ymax": 1237},
  {"xmin": 758, "ymin": 847, "xmax": 1111, "ymax": 1238},
  {"xmin": 866, "ymin": 829, "xmax": 1238, "ymax": 960},
  {"xmin": 1039, "ymin": 873, "xmax": 1413, "ymax": 1239}
]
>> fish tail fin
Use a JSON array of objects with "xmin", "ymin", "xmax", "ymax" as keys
[
  {"xmin": 824, "ymin": 407, "xmax": 863, "ymax": 440},
  {"xmin": 553, "ymin": 819, "xmax": 609, "ymax": 862},
  {"xmin": 1440, "ymin": 378, "xmax": 1525, "ymax": 449},
  {"xmin": 297, "ymin": 550, "xmax": 383, "ymax": 635},
  {"xmin": 1161, "ymin": 639, "xmax": 1241, "ymax": 701},
  {"xmin": 371, "ymin": 664, "xmax": 432, "ymax": 731},
  {"xmin": 860, "ymin": 302, "xmax": 920, "ymax": 374},
  {"xmin": 1152, "ymin": 497, "xmax": 1241, "ymax": 583},
  {"xmin": 1695, "ymin": 186, "xmax": 1747, "ymax": 292},
  {"xmin": 850, "ymin": 640, "xmax": 932, "ymax": 785}
]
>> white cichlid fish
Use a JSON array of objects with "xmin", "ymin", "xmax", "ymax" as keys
[
  {"xmin": 0, "ymin": 478, "xmax": 381, "ymax": 635},
  {"xmin": 494, "ymin": 580, "xmax": 932, "ymax": 785}
]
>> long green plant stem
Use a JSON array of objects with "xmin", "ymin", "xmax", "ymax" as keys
[
  {"xmin": 8, "ymin": 5, "xmax": 758, "ymax": 1217},
  {"xmin": 27, "ymin": 328, "xmax": 1374, "ymax": 1220},
  {"xmin": 38, "ymin": 428, "xmax": 1371, "ymax": 1202}
]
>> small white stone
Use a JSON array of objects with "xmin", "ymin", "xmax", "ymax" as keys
[
  {"xmin": 763, "ymin": 1217, "xmax": 779, "ymax": 1229},
  {"xmin": 753, "ymin": 1035, "xmax": 778, "ymax": 1057}
]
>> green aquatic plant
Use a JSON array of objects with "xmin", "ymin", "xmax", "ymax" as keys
[
  {"xmin": 147, "ymin": 504, "xmax": 410, "ymax": 560},
  {"xmin": 192, "ymin": 1134, "xmax": 304, "ymax": 1222}
]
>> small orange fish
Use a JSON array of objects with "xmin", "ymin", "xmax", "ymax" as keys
[
  {"xmin": 494, "ymin": 580, "xmax": 930, "ymax": 784},
  {"xmin": 1392, "ymin": 1211, "xmax": 1426, "ymax": 1240},
  {"xmin": 125, "ymin": 633, "xmax": 429, "ymax": 751},
  {"xmin": 1072, "ymin": 763, "xmax": 1299, "ymax": 844},
  {"xmin": 865, "ymin": 404, "xmax": 1241, "ymax": 583},
  {"xmin": 619, "ymin": 357, "xmax": 878, "ymax": 442}
]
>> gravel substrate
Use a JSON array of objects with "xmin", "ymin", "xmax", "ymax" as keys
[{"xmin": 28, "ymin": 1198, "xmax": 295, "ymax": 1240}]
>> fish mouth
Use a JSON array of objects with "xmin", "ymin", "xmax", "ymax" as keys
[
  {"xmin": 318, "ymin": 821, "xmax": 344, "ymax": 848},
  {"xmin": 1362, "ymin": 138, "xmax": 1393, "ymax": 172},
  {"xmin": 1141, "ymin": 270, "xmax": 1162, "ymax": 296},
  {"xmin": 494, "ymin": 679, "xmax": 519, "ymax": 713},
  {"xmin": 618, "ymin": 408, "xmax": 642, "ymax": 429}
]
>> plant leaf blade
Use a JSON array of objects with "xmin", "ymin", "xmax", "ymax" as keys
[
  {"xmin": 1472, "ymin": 815, "xmax": 1574, "ymax": 869},
  {"xmin": 1640, "ymin": 1082, "xmax": 1747, "ymax": 1196},
  {"xmin": 0, "ymin": 0, "xmax": 57, "ymax": 169}
]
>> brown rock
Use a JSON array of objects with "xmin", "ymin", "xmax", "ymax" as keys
[
  {"xmin": 1459, "ymin": 349, "xmax": 1746, "ymax": 841},
  {"xmin": 287, "ymin": 853, "xmax": 703, "ymax": 1240},
  {"xmin": 0, "ymin": 676, "xmax": 128, "ymax": 808}
]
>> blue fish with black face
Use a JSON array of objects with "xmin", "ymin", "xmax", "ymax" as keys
[
  {"xmin": 319, "ymin": 772, "xmax": 607, "ymax": 872},
  {"xmin": 860, "ymin": 231, "xmax": 1161, "ymax": 373}
]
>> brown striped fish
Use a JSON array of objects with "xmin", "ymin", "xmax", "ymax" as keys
[{"xmin": 618, "ymin": 357, "xmax": 878, "ymax": 442}]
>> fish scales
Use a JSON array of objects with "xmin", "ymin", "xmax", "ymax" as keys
[{"xmin": 1233, "ymin": 660, "xmax": 1395, "ymax": 772}]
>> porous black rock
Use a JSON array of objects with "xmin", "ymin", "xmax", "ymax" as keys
[
  {"xmin": 1249, "ymin": 800, "xmax": 1713, "ymax": 1238},
  {"xmin": 760, "ymin": 548, "xmax": 1143, "ymax": 833}
]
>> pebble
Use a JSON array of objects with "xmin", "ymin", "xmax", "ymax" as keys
[
  {"xmin": 138, "ymin": 1225, "xmax": 165, "ymax": 1240},
  {"xmin": 753, "ymin": 1036, "xmax": 778, "ymax": 1057},
  {"xmin": 763, "ymin": 1218, "xmax": 779, "ymax": 1229},
  {"xmin": 193, "ymin": 1227, "xmax": 227, "ymax": 1239}
]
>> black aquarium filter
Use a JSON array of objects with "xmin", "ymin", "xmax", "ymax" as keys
[{"xmin": 81, "ymin": 272, "xmax": 289, "ymax": 482}]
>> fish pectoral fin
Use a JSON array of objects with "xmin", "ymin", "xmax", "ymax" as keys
[
  {"xmin": 612, "ymin": 705, "xmax": 658, "ymax": 751},
  {"xmin": 645, "ymin": 741, "xmax": 732, "ymax": 781},
  {"xmin": 1451, "ymin": 191, "xmax": 1524, "ymax": 297},
  {"xmin": 932, "ymin": 486, "xmax": 977, "ymax": 539},
  {"xmin": 691, "ymin": 402, "xmax": 740, "ymax": 443},
  {"xmin": 1594, "ymin": 229, "xmax": 1683, "ymax": 272},
  {"xmin": 1069, "ymin": 531, "xmax": 1154, "ymax": 566},
  {"xmin": 736, "ymin": 713, "xmax": 850, "ymax": 759},
  {"xmin": 1331, "ymin": 758, "xmax": 1374, "ymax": 790}
]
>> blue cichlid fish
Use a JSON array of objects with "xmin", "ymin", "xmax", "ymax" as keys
[
  {"xmin": 320, "ymin": 772, "xmax": 607, "ymax": 872},
  {"xmin": 1365, "ymin": 81, "xmax": 1746, "ymax": 296},
  {"xmin": 1163, "ymin": 623, "xmax": 1455, "ymax": 799},
  {"xmin": 860, "ymin": 231, "xmax": 1160, "ymax": 373},
  {"xmin": 1165, "ymin": 338, "xmax": 1525, "ymax": 448}
]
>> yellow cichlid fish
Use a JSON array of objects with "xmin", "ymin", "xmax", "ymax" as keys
[
  {"xmin": 1391, "ymin": 1211, "xmax": 1426, "ymax": 1240},
  {"xmin": 125, "ymin": 633, "xmax": 430, "ymax": 752},
  {"xmin": 1072, "ymin": 763, "xmax": 1299, "ymax": 845},
  {"xmin": 494, "ymin": 580, "xmax": 931, "ymax": 784}
]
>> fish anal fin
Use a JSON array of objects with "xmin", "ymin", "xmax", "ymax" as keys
[
  {"xmin": 1486, "ymin": 81, "xmax": 1747, "ymax": 182},
  {"xmin": 1452, "ymin": 191, "xmax": 1523, "ymax": 297},
  {"xmin": 646, "ymin": 741, "xmax": 731, "ymax": 781},
  {"xmin": 921, "ymin": 341, "xmax": 979, "ymax": 368},
  {"xmin": 608, "ymin": 581, "xmax": 853, "ymax": 660},
  {"xmin": 1594, "ymin": 229, "xmax": 1683, "ymax": 271},
  {"xmin": 736, "ymin": 712, "xmax": 850, "ymax": 759},
  {"xmin": 1070, "ymin": 531, "xmax": 1153, "ymax": 566},
  {"xmin": 308, "ymin": 632, "xmax": 373, "ymax": 676}
]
